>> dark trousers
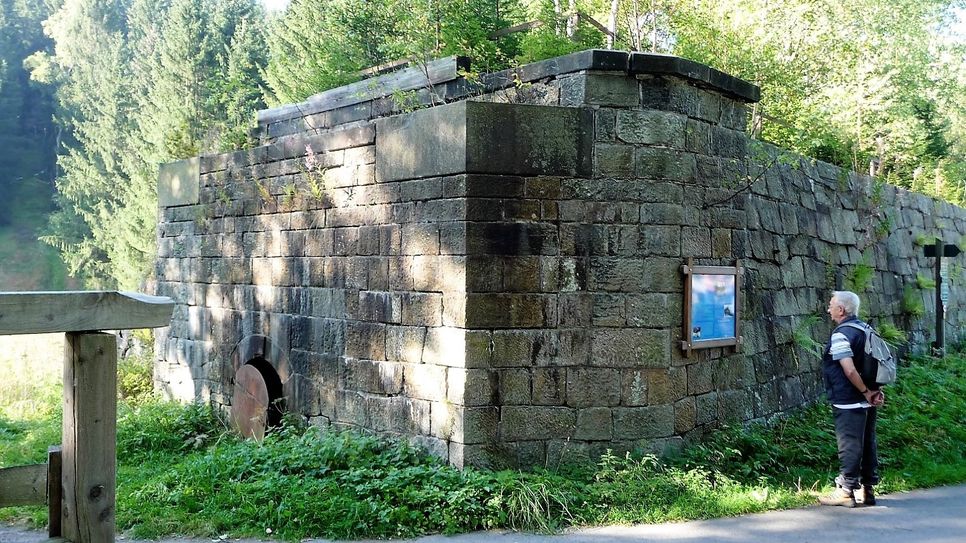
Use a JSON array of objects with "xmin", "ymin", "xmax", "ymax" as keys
[{"xmin": 832, "ymin": 406, "xmax": 879, "ymax": 489}]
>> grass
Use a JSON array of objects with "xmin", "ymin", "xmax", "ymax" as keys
[
  {"xmin": 3, "ymin": 342, "xmax": 966, "ymax": 540},
  {"xmin": 0, "ymin": 176, "xmax": 73, "ymax": 291}
]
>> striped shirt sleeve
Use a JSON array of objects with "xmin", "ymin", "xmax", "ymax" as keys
[{"xmin": 829, "ymin": 331, "xmax": 853, "ymax": 361}]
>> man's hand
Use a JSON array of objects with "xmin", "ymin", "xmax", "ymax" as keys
[{"xmin": 870, "ymin": 390, "xmax": 885, "ymax": 407}]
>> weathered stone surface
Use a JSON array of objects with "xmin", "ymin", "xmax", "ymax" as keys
[
  {"xmin": 595, "ymin": 143, "xmax": 635, "ymax": 176},
  {"xmin": 500, "ymin": 406, "xmax": 577, "ymax": 441},
  {"xmin": 570, "ymin": 73, "xmax": 640, "ymax": 107},
  {"xmin": 592, "ymin": 329, "xmax": 670, "ymax": 368},
  {"xmin": 376, "ymin": 101, "xmax": 593, "ymax": 182},
  {"xmin": 613, "ymin": 406, "xmax": 674, "ymax": 439},
  {"xmin": 533, "ymin": 368, "xmax": 567, "ymax": 405},
  {"xmin": 575, "ymin": 408, "xmax": 613, "ymax": 440},
  {"xmin": 159, "ymin": 158, "xmax": 200, "ymax": 207},
  {"xmin": 634, "ymin": 147, "xmax": 697, "ymax": 181},
  {"xmin": 566, "ymin": 368, "xmax": 621, "ymax": 407},
  {"xmin": 616, "ymin": 110, "xmax": 686, "ymax": 148},
  {"xmin": 626, "ymin": 293, "xmax": 676, "ymax": 327},
  {"xmin": 621, "ymin": 369, "xmax": 649, "ymax": 406}
]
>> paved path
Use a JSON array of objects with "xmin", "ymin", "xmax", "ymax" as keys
[{"xmin": 2, "ymin": 484, "xmax": 964, "ymax": 543}]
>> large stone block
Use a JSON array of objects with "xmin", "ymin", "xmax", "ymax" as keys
[
  {"xmin": 343, "ymin": 359, "xmax": 402, "ymax": 394},
  {"xmin": 497, "ymin": 369, "xmax": 531, "ymax": 405},
  {"xmin": 464, "ymin": 294, "xmax": 556, "ymax": 328},
  {"xmin": 626, "ymin": 293, "xmax": 677, "ymax": 327},
  {"xmin": 634, "ymin": 147, "xmax": 697, "ymax": 181},
  {"xmin": 592, "ymin": 329, "xmax": 670, "ymax": 368},
  {"xmin": 616, "ymin": 110, "xmax": 686, "ymax": 148},
  {"xmin": 376, "ymin": 101, "xmax": 593, "ymax": 182},
  {"xmin": 613, "ymin": 406, "xmax": 674, "ymax": 439},
  {"xmin": 500, "ymin": 406, "xmax": 577, "ymax": 441},
  {"xmin": 646, "ymin": 367, "xmax": 687, "ymax": 404},
  {"xmin": 159, "ymin": 158, "xmax": 200, "ymax": 207},
  {"xmin": 403, "ymin": 363, "xmax": 448, "ymax": 401},
  {"xmin": 533, "ymin": 367, "xmax": 567, "ymax": 405},
  {"xmin": 575, "ymin": 408, "xmax": 613, "ymax": 440},
  {"xmin": 566, "ymin": 368, "xmax": 621, "ymax": 407}
]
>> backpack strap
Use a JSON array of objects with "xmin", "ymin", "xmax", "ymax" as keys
[{"xmin": 833, "ymin": 321, "xmax": 872, "ymax": 354}]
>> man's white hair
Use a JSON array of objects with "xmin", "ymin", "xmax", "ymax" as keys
[{"xmin": 833, "ymin": 291, "xmax": 861, "ymax": 317}]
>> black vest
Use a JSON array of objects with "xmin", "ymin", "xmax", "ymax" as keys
[{"xmin": 822, "ymin": 316, "xmax": 868, "ymax": 404}]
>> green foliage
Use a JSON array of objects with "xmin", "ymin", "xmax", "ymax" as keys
[
  {"xmin": 116, "ymin": 401, "xmax": 222, "ymax": 461},
  {"xmin": 915, "ymin": 233, "xmax": 940, "ymax": 246},
  {"xmin": 0, "ymin": 0, "xmax": 64, "ymax": 289},
  {"xmin": 264, "ymin": 0, "xmax": 519, "ymax": 105},
  {"xmin": 791, "ymin": 315, "xmax": 825, "ymax": 359},
  {"xmin": 903, "ymin": 285, "xmax": 926, "ymax": 317},
  {"xmin": 916, "ymin": 273, "xmax": 937, "ymax": 290},
  {"xmin": 117, "ymin": 353, "xmax": 156, "ymax": 405},
  {"xmin": 33, "ymin": 0, "xmax": 267, "ymax": 289},
  {"xmin": 844, "ymin": 262, "xmax": 875, "ymax": 292},
  {"xmin": 668, "ymin": 0, "xmax": 966, "ymax": 204},
  {"xmin": 876, "ymin": 321, "xmax": 908, "ymax": 348}
]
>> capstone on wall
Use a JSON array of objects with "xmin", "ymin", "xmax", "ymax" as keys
[{"xmin": 154, "ymin": 49, "xmax": 966, "ymax": 468}]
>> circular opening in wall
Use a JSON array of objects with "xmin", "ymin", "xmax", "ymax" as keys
[{"xmin": 230, "ymin": 357, "xmax": 285, "ymax": 440}]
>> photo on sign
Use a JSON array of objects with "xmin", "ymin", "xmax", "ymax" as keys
[{"xmin": 690, "ymin": 274, "xmax": 736, "ymax": 341}]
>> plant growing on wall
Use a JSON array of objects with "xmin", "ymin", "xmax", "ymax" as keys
[
  {"xmin": 902, "ymin": 285, "xmax": 926, "ymax": 318},
  {"xmin": 915, "ymin": 233, "xmax": 939, "ymax": 246},
  {"xmin": 302, "ymin": 144, "xmax": 330, "ymax": 202},
  {"xmin": 791, "ymin": 314, "xmax": 825, "ymax": 359},
  {"xmin": 844, "ymin": 262, "xmax": 875, "ymax": 292},
  {"xmin": 876, "ymin": 321, "xmax": 908, "ymax": 349},
  {"xmin": 916, "ymin": 273, "xmax": 937, "ymax": 290}
]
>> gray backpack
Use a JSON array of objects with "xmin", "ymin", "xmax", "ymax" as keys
[{"xmin": 836, "ymin": 321, "xmax": 897, "ymax": 387}]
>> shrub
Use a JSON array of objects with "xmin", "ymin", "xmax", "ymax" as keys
[
  {"xmin": 118, "ymin": 353, "xmax": 155, "ymax": 404},
  {"xmin": 844, "ymin": 262, "xmax": 875, "ymax": 292},
  {"xmin": 903, "ymin": 286, "xmax": 926, "ymax": 317},
  {"xmin": 876, "ymin": 322, "xmax": 908, "ymax": 348}
]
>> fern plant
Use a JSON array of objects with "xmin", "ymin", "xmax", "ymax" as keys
[
  {"xmin": 876, "ymin": 322, "xmax": 908, "ymax": 349},
  {"xmin": 844, "ymin": 263, "xmax": 875, "ymax": 292},
  {"xmin": 792, "ymin": 315, "xmax": 825, "ymax": 359}
]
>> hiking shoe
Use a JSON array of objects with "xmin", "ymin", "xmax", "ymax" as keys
[
  {"xmin": 861, "ymin": 485, "xmax": 876, "ymax": 506},
  {"xmin": 819, "ymin": 487, "xmax": 857, "ymax": 508}
]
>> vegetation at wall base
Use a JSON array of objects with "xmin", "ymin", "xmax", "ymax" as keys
[{"xmin": 2, "ymin": 351, "xmax": 965, "ymax": 539}]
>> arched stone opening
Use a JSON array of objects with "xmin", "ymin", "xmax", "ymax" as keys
[{"xmin": 229, "ymin": 335, "xmax": 291, "ymax": 439}]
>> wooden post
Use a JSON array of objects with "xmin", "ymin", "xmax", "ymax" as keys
[
  {"xmin": 62, "ymin": 332, "xmax": 117, "ymax": 543},
  {"xmin": 0, "ymin": 291, "xmax": 174, "ymax": 542},
  {"xmin": 48, "ymin": 446, "xmax": 63, "ymax": 538}
]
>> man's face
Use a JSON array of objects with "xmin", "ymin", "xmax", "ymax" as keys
[{"xmin": 827, "ymin": 297, "xmax": 844, "ymax": 323}]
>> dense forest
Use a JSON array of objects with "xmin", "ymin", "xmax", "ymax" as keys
[{"xmin": 0, "ymin": 0, "xmax": 964, "ymax": 290}]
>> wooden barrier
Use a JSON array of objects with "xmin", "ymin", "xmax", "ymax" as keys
[{"xmin": 0, "ymin": 291, "xmax": 173, "ymax": 543}]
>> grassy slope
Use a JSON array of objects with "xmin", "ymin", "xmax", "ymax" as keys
[
  {"xmin": 2, "ymin": 351, "xmax": 965, "ymax": 539},
  {"xmin": 0, "ymin": 176, "xmax": 72, "ymax": 291}
]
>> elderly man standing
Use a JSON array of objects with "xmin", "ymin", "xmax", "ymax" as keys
[{"xmin": 819, "ymin": 291, "xmax": 884, "ymax": 507}]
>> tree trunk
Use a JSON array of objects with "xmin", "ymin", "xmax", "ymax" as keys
[{"xmin": 607, "ymin": 0, "xmax": 619, "ymax": 48}]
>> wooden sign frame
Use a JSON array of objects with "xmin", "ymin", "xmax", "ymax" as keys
[{"xmin": 681, "ymin": 259, "xmax": 744, "ymax": 356}]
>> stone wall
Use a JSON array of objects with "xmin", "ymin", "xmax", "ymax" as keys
[{"xmin": 154, "ymin": 49, "xmax": 966, "ymax": 468}]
